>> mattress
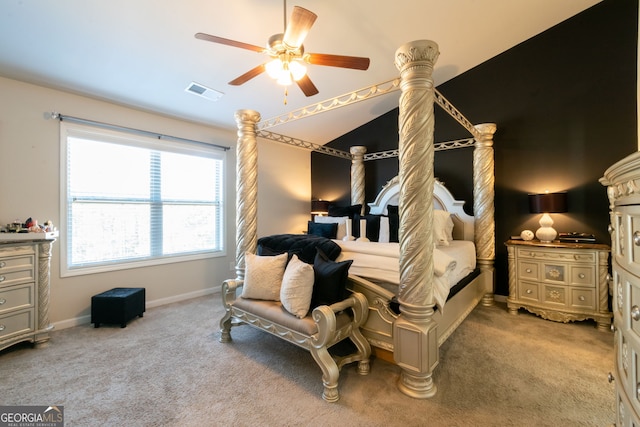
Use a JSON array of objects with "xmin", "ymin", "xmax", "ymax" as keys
[{"xmin": 335, "ymin": 239, "xmax": 476, "ymax": 310}]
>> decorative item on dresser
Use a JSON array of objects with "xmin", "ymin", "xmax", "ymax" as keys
[
  {"xmin": 505, "ymin": 239, "xmax": 611, "ymax": 331},
  {"xmin": 600, "ymin": 151, "xmax": 640, "ymax": 426},
  {"xmin": 0, "ymin": 232, "xmax": 57, "ymax": 352}
]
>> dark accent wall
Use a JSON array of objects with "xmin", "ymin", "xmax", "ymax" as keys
[{"xmin": 312, "ymin": 0, "xmax": 638, "ymax": 296}]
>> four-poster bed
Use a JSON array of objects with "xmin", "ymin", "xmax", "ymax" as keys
[{"xmin": 229, "ymin": 39, "xmax": 496, "ymax": 399}]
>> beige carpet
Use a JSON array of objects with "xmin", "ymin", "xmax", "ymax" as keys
[{"xmin": 1, "ymin": 294, "xmax": 614, "ymax": 426}]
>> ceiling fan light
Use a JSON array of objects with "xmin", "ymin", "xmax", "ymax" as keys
[
  {"xmin": 277, "ymin": 71, "xmax": 293, "ymax": 86},
  {"xmin": 289, "ymin": 61, "xmax": 307, "ymax": 81},
  {"xmin": 265, "ymin": 58, "xmax": 283, "ymax": 79}
]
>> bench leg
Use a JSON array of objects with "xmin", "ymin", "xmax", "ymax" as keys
[
  {"xmin": 310, "ymin": 346, "xmax": 340, "ymax": 402},
  {"xmin": 219, "ymin": 309, "xmax": 232, "ymax": 343},
  {"xmin": 350, "ymin": 328, "xmax": 371, "ymax": 375}
]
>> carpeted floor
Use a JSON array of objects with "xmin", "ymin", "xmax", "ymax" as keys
[{"xmin": 1, "ymin": 294, "xmax": 614, "ymax": 426}]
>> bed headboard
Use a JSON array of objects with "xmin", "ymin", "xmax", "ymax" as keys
[{"xmin": 367, "ymin": 176, "xmax": 475, "ymax": 241}]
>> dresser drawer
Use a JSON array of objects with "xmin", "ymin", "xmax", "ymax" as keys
[
  {"xmin": 0, "ymin": 309, "xmax": 34, "ymax": 340},
  {"xmin": 0, "ymin": 267, "xmax": 34, "ymax": 287},
  {"xmin": 518, "ymin": 281, "xmax": 540, "ymax": 302},
  {"xmin": 543, "ymin": 263, "xmax": 567, "ymax": 284},
  {"xmin": 570, "ymin": 288, "xmax": 595, "ymax": 310},
  {"xmin": 569, "ymin": 265, "xmax": 595, "ymax": 287},
  {"xmin": 0, "ymin": 283, "xmax": 34, "ymax": 315},
  {"xmin": 0, "ymin": 253, "xmax": 34, "ymax": 271},
  {"xmin": 518, "ymin": 261, "xmax": 539, "ymax": 280},
  {"xmin": 0, "ymin": 254, "xmax": 35, "ymax": 287},
  {"xmin": 627, "ymin": 277, "xmax": 640, "ymax": 340},
  {"xmin": 542, "ymin": 285, "xmax": 567, "ymax": 306},
  {"xmin": 516, "ymin": 247, "xmax": 596, "ymax": 263}
]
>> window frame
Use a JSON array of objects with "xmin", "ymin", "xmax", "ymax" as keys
[{"xmin": 59, "ymin": 121, "xmax": 227, "ymax": 277}]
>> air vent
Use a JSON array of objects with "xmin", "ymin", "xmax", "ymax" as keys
[{"xmin": 185, "ymin": 82, "xmax": 223, "ymax": 101}]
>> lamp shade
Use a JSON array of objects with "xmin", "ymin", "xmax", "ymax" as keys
[
  {"xmin": 528, "ymin": 192, "xmax": 568, "ymax": 214},
  {"xmin": 311, "ymin": 200, "xmax": 330, "ymax": 215}
]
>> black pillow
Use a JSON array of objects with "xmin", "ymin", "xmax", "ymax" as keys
[
  {"xmin": 257, "ymin": 245, "xmax": 301, "ymax": 263},
  {"xmin": 328, "ymin": 204, "xmax": 362, "ymax": 219},
  {"xmin": 307, "ymin": 221, "xmax": 338, "ymax": 239},
  {"xmin": 257, "ymin": 234, "xmax": 341, "ymax": 264},
  {"xmin": 353, "ymin": 214, "xmax": 382, "ymax": 242},
  {"xmin": 311, "ymin": 248, "xmax": 353, "ymax": 308},
  {"xmin": 387, "ymin": 205, "xmax": 399, "ymax": 243}
]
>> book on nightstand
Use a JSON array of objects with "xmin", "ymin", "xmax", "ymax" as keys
[{"xmin": 557, "ymin": 232, "xmax": 596, "ymax": 243}]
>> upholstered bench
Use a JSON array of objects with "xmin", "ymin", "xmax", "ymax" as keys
[
  {"xmin": 91, "ymin": 287, "xmax": 145, "ymax": 328},
  {"xmin": 220, "ymin": 278, "xmax": 370, "ymax": 402}
]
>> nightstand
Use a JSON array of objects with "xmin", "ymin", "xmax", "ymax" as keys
[{"xmin": 505, "ymin": 239, "xmax": 612, "ymax": 330}]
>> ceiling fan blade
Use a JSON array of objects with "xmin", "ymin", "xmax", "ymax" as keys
[
  {"xmin": 283, "ymin": 6, "xmax": 317, "ymax": 49},
  {"xmin": 306, "ymin": 53, "xmax": 370, "ymax": 70},
  {"xmin": 305, "ymin": 53, "xmax": 370, "ymax": 70},
  {"xmin": 195, "ymin": 32, "xmax": 265, "ymax": 53},
  {"xmin": 229, "ymin": 64, "xmax": 266, "ymax": 86},
  {"xmin": 296, "ymin": 74, "xmax": 319, "ymax": 97}
]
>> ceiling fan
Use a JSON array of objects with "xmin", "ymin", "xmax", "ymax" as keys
[{"xmin": 195, "ymin": 3, "xmax": 370, "ymax": 98}]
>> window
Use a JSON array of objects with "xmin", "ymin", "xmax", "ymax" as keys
[{"xmin": 60, "ymin": 121, "xmax": 226, "ymax": 276}]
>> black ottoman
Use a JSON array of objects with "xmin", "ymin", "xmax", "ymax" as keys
[{"xmin": 91, "ymin": 287, "xmax": 145, "ymax": 328}]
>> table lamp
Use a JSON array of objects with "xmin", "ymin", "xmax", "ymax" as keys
[{"xmin": 528, "ymin": 191, "xmax": 567, "ymax": 242}]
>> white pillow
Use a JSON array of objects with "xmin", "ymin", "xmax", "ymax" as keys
[
  {"xmin": 241, "ymin": 252, "xmax": 287, "ymax": 301},
  {"xmin": 279, "ymin": 255, "xmax": 315, "ymax": 318},
  {"xmin": 378, "ymin": 216, "xmax": 390, "ymax": 243},
  {"xmin": 433, "ymin": 209, "xmax": 454, "ymax": 246},
  {"xmin": 314, "ymin": 216, "xmax": 349, "ymax": 240}
]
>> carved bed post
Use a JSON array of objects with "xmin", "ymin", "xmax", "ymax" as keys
[
  {"xmin": 234, "ymin": 109, "xmax": 261, "ymax": 280},
  {"xmin": 394, "ymin": 39, "xmax": 440, "ymax": 399},
  {"xmin": 350, "ymin": 146, "xmax": 367, "ymax": 214},
  {"xmin": 473, "ymin": 123, "xmax": 497, "ymax": 306}
]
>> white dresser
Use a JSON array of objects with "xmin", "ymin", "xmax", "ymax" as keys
[
  {"xmin": 505, "ymin": 239, "xmax": 611, "ymax": 330},
  {"xmin": 601, "ymin": 151, "xmax": 640, "ymax": 426},
  {"xmin": 0, "ymin": 234, "xmax": 56, "ymax": 352}
]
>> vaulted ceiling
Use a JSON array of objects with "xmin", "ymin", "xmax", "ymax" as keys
[{"xmin": 0, "ymin": 0, "xmax": 601, "ymax": 144}]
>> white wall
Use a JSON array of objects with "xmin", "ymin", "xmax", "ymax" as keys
[
  {"xmin": 257, "ymin": 140, "xmax": 311, "ymax": 236},
  {"xmin": 0, "ymin": 76, "xmax": 310, "ymax": 329}
]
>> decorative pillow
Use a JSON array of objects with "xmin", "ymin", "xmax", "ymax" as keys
[
  {"xmin": 434, "ymin": 209, "xmax": 454, "ymax": 246},
  {"xmin": 307, "ymin": 221, "xmax": 338, "ymax": 239},
  {"xmin": 378, "ymin": 216, "xmax": 390, "ymax": 243},
  {"xmin": 257, "ymin": 234, "xmax": 342, "ymax": 264},
  {"xmin": 280, "ymin": 255, "xmax": 315, "ymax": 318},
  {"xmin": 256, "ymin": 244, "xmax": 301, "ymax": 263},
  {"xmin": 311, "ymin": 248, "xmax": 353, "ymax": 308},
  {"xmin": 328, "ymin": 204, "xmax": 362, "ymax": 219},
  {"xmin": 314, "ymin": 216, "xmax": 348, "ymax": 240},
  {"xmin": 241, "ymin": 252, "xmax": 287, "ymax": 301},
  {"xmin": 387, "ymin": 205, "xmax": 399, "ymax": 243}
]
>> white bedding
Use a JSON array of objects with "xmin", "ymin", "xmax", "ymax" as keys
[{"xmin": 335, "ymin": 239, "xmax": 476, "ymax": 311}]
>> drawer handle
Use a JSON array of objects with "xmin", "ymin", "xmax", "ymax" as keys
[
  {"xmin": 632, "ymin": 305, "xmax": 640, "ymax": 321},
  {"xmin": 608, "ymin": 372, "xmax": 615, "ymax": 383},
  {"xmin": 0, "ymin": 261, "xmax": 5, "ymax": 268},
  {"xmin": 578, "ymin": 273, "xmax": 585, "ymax": 279},
  {"xmin": 578, "ymin": 295, "xmax": 585, "ymax": 301},
  {"xmin": 0, "ymin": 298, "xmax": 5, "ymax": 305},
  {"xmin": 608, "ymin": 224, "xmax": 614, "ymax": 234},
  {"xmin": 0, "ymin": 276, "xmax": 4, "ymax": 283},
  {"xmin": 526, "ymin": 289, "xmax": 533, "ymax": 294},
  {"xmin": 634, "ymin": 231, "xmax": 640, "ymax": 246},
  {"xmin": 611, "ymin": 324, "xmax": 616, "ymax": 332},
  {"xmin": 525, "ymin": 268, "xmax": 532, "ymax": 273},
  {"xmin": 0, "ymin": 325, "xmax": 4, "ymax": 332}
]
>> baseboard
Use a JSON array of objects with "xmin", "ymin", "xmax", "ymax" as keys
[
  {"xmin": 52, "ymin": 287, "xmax": 220, "ymax": 331},
  {"xmin": 494, "ymin": 294, "xmax": 507, "ymax": 303}
]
